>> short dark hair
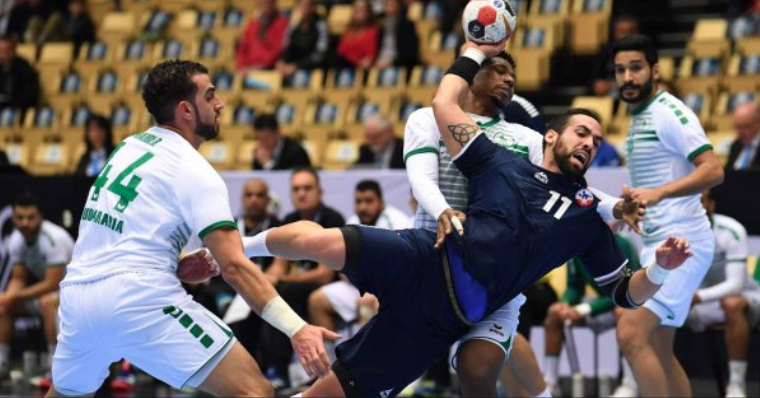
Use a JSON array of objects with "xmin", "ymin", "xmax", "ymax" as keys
[
  {"xmin": 13, "ymin": 191, "xmax": 41, "ymax": 212},
  {"xmin": 482, "ymin": 51, "xmax": 517, "ymax": 70},
  {"xmin": 355, "ymin": 180, "xmax": 383, "ymax": 200},
  {"xmin": 141, "ymin": 60, "xmax": 209, "ymax": 124},
  {"xmin": 253, "ymin": 113, "xmax": 279, "ymax": 132},
  {"xmin": 611, "ymin": 34, "xmax": 659, "ymax": 67},
  {"xmin": 84, "ymin": 114, "xmax": 115, "ymax": 154},
  {"xmin": 291, "ymin": 166, "xmax": 320, "ymax": 186},
  {"xmin": 544, "ymin": 108, "xmax": 603, "ymax": 150}
]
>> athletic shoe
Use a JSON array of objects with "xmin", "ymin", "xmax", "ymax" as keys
[
  {"xmin": 611, "ymin": 383, "xmax": 639, "ymax": 398},
  {"xmin": 29, "ymin": 371, "xmax": 52, "ymax": 390},
  {"xmin": 110, "ymin": 361, "xmax": 136, "ymax": 392},
  {"xmin": 725, "ymin": 384, "xmax": 747, "ymax": 398}
]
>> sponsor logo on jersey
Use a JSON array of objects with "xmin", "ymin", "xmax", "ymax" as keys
[
  {"xmin": 575, "ymin": 189, "xmax": 594, "ymax": 207},
  {"xmin": 534, "ymin": 172, "xmax": 548, "ymax": 184}
]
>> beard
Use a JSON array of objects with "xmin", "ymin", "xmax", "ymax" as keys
[
  {"xmin": 619, "ymin": 77, "xmax": 655, "ymax": 104},
  {"xmin": 553, "ymin": 142, "xmax": 589, "ymax": 180},
  {"xmin": 192, "ymin": 103, "xmax": 220, "ymax": 140}
]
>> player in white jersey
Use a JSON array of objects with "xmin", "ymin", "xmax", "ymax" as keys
[
  {"xmin": 611, "ymin": 35, "xmax": 725, "ymax": 397},
  {"xmin": 0, "ymin": 193, "xmax": 73, "ymax": 382},
  {"xmin": 309, "ymin": 180, "xmax": 410, "ymax": 352},
  {"xmin": 48, "ymin": 60, "xmax": 338, "ymax": 398},
  {"xmin": 403, "ymin": 52, "xmax": 644, "ymax": 397},
  {"xmin": 686, "ymin": 192, "xmax": 760, "ymax": 398}
]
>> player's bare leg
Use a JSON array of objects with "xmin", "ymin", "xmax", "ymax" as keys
[
  {"xmin": 649, "ymin": 327, "xmax": 690, "ymax": 397},
  {"xmin": 458, "ymin": 339, "xmax": 505, "ymax": 396},
  {"xmin": 262, "ymin": 221, "xmax": 346, "ymax": 270},
  {"xmin": 197, "ymin": 341, "xmax": 273, "ymax": 397},
  {"xmin": 39, "ymin": 293, "xmax": 59, "ymax": 359},
  {"xmin": 617, "ymin": 308, "xmax": 671, "ymax": 397},
  {"xmin": 308, "ymin": 290, "xmax": 336, "ymax": 331},
  {"xmin": 722, "ymin": 296, "xmax": 750, "ymax": 394},
  {"xmin": 304, "ymin": 372, "xmax": 345, "ymax": 397},
  {"xmin": 501, "ymin": 334, "xmax": 549, "ymax": 397}
]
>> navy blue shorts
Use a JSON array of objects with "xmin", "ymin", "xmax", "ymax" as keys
[{"xmin": 334, "ymin": 226, "xmax": 469, "ymax": 398}]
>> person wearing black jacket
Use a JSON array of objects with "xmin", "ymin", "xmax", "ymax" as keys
[
  {"xmin": 354, "ymin": 113, "xmax": 404, "ymax": 169},
  {"xmin": 251, "ymin": 113, "xmax": 311, "ymax": 171},
  {"xmin": 276, "ymin": 0, "xmax": 329, "ymax": 76},
  {"xmin": 0, "ymin": 36, "xmax": 39, "ymax": 112},
  {"xmin": 374, "ymin": 0, "xmax": 419, "ymax": 70}
]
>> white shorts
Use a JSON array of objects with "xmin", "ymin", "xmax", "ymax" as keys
[
  {"xmin": 53, "ymin": 271, "xmax": 235, "ymax": 396},
  {"xmin": 322, "ymin": 280, "xmax": 361, "ymax": 323},
  {"xmin": 454, "ymin": 294, "xmax": 526, "ymax": 364},
  {"xmin": 642, "ymin": 237, "xmax": 715, "ymax": 328},
  {"xmin": 687, "ymin": 290, "xmax": 760, "ymax": 332}
]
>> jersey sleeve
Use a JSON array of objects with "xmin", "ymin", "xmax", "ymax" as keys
[
  {"xmin": 657, "ymin": 105, "xmax": 713, "ymax": 162},
  {"xmin": 44, "ymin": 227, "xmax": 74, "ymax": 265},
  {"xmin": 175, "ymin": 157, "xmax": 236, "ymax": 239},
  {"xmin": 523, "ymin": 126, "xmax": 545, "ymax": 166},
  {"xmin": 452, "ymin": 133, "xmax": 498, "ymax": 179},
  {"xmin": 346, "ymin": 215, "xmax": 360, "ymax": 226},
  {"xmin": 578, "ymin": 220, "xmax": 629, "ymax": 288},
  {"xmin": 7, "ymin": 232, "xmax": 24, "ymax": 266},
  {"xmin": 403, "ymin": 109, "xmax": 440, "ymax": 162}
]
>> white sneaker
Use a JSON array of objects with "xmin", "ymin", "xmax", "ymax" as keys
[
  {"xmin": 548, "ymin": 382, "xmax": 562, "ymax": 398},
  {"xmin": 725, "ymin": 384, "xmax": 747, "ymax": 398},
  {"xmin": 610, "ymin": 384, "xmax": 639, "ymax": 398}
]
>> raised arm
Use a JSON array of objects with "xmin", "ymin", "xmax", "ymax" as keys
[{"xmin": 432, "ymin": 41, "xmax": 506, "ymax": 158}]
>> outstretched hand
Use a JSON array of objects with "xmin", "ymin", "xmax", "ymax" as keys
[
  {"xmin": 462, "ymin": 38, "xmax": 508, "ymax": 59},
  {"xmin": 614, "ymin": 184, "xmax": 647, "ymax": 235},
  {"xmin": 436, "ymin": 209, "xmax": 466, "ymax": 249},
  {"xmin": 291, "ymin": 325, "xmax": 342, "ymax": 379},
  {"xmin": 655, "ymin": 236, "xmax": 693, "ymax": 270}
]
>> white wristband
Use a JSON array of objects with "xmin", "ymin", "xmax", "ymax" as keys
[
  {"xmin": 646, "ymin": 262, "xmax": 670, "ymax": 285},
  {"xmin": 261, "ymin": 296, "xmax": 307, "ymax": 338},
  {"xmin": 574, "ymin": 303, "xmax": 593, "ymax": 318},
  {"xmin": 463, "ymin": 48, "xmax": 486, "ymax": 65}
]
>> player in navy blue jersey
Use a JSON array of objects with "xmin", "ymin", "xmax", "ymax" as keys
[{"xmin": 241, "ymin": 40, "xmax": 693, "ymax": 398}]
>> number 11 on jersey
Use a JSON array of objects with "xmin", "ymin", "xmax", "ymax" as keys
[{"xmin": 543, "ymin": 191, "xmax": 572, "ymax": 220}]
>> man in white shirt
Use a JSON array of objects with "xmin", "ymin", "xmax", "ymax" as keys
[
  {"xmin": 0, "ymin": 193, "xmax": 73, "ymax": 383},
  {"xmin": 48, "ymin": 60, "xmax": 337, "ymax": 397}
]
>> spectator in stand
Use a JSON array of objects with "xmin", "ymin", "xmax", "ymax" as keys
[
  {"xmin": 0, "ymin": 0, "xmax": 14, "ymax": 37},
  {"xmin": 730, "ymin": 0, "xmax": 760, "ymax": 40},
  {"xmin": 727, "ymin": 102, "xmax": 760, "ymax": 171},
  {"xmin": 433, "ymin": 0, "xmax": 467, "ymax": 34},
  {"xmin": 74, "ymin": 114, "xmax": 115, "ymax": 177},
  {"xmin": 374, "ymin": 0, "xmax": 419, "ymax": 70},
  {"xmin": 276, "ymin": 0, "xmax": 329, "ymax": 77},
  {"xmin": 251, "ymin": 113, "xmax": 311, "ymax": 170},
  {"xmin": 591, "ymin": 138, "xmax": 623, "ymax": 167},
  {"xmin": 0, "ymin": 149, "xmax": 8, "ymax": 168},
  {"xmin": 64, "ymin": 0, "xmax": 94, "ymax": 56},
  {"xmin": 0, "ymin": 36, "xmax": 39, "ymax": 112},
  {"xmin": 591, "ymin": 15, "xmax": 640, "ymax": 97},
  {"xmin": 354, "ymin": 113, "xmax": 404, "ymax": 169},
  {"xmin": 235, "ymin": 0, "xmax": 289, "ymax": 70},
  {"xmin": 336, "ymin": 0, "xmax": 379, "ymax": 69},
  {"xmin": 258, "ymin": 167, "xmax": 345, "ymax": 389},
  {"xmin": 6, "ymin": 0, "xmax": 65, "ymax": 44}
]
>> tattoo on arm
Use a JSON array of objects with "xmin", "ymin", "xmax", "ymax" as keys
[{"xmin": 448, "ymin": 124, "xmax": 480, "ymax": 147}]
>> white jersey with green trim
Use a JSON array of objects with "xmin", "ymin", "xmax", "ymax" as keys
[
  {"xmin": 626, "ymin": 91, "xmax": 714, "ymax": 244},
  {"xmin": 701, "ymin": 214, "xmax": 760, "ymax": 293},
  {"xmin": 7, "ymin": 220, "xmax": 74, "ymax": 280},
  {"xmin": 403, "ymin": 107, "xmax": 544, "ymax": 232},
  {"xmin": 63, "ymin": 126, "xmax": 236, "ymax": 286}
]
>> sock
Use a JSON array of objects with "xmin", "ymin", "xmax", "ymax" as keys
[
  {"xmin": 291, "ymin": 394, "xmax": 303, "ymax": 397},
  {"xmin": 622, "ymin": 359, "xmax": 637, "ymax": 389},
  {"xmin": 243, "ymin": 230, "xmax": 271, "ymax": 258},
  {"xmin": 729, "ymin": 360, "xmax": 747, "ymax": 387},
  {"xmin": 545, "ymin": 356, "xmax": 559, "ymax": 385},
  {"xmin": 535, "ymin": 386, "xmax": 552, "ymax": 397},
  {"xmin": 0, "ymin": 344, "xmax": 9, "ymax": 369}
]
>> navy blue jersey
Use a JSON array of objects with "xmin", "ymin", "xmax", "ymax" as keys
[{"xmin": 447, "ymin": 134, "xmax": 628, "ymax": 322}]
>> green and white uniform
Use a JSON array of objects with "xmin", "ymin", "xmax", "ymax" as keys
[
  {"xmin": 626, "ymin": 90, "xmax": 716, "ymax": 327},
  {"xmin": 54, "ymin": 127, "xmax": 237, "ymax": 395},
  {"xmin": 403, "ymin": 107, "xmax": 543, "ymax": 359}
]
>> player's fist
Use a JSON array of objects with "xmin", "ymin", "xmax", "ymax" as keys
[
  {"xmin": 655, "ymin": 236, "xmax": 693, "ymax": 270},
  {"xmin": 177, "ymin": 248, "xmax": 220, "ymax": 283}
]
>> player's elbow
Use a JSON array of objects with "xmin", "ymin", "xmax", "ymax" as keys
[{"xmin": 704, "ymin": 160, "xmax": 725, "ymax": 187}]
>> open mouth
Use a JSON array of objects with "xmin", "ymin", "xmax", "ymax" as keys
[{"xmin": 571, "ymin": 150, "xmax": 590, "ymax": 167}]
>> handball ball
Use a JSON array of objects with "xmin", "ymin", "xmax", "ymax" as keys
[{"xmin": 462, "ymin": 0, "xmax": 518, "ymax": 44}]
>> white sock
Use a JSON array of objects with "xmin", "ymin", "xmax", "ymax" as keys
[
  {"xmin": 535, "ymin": 386, "xmax": 552, "ymax": 397},
  {"xmin": 545, "ymin": 356, "xmax": 559, "ymax": 385},
  {"xmin": 291, "ymin": 394, "xmax": 303, "ymax": 398},
  {"xmin": 0, "ymin": 344, "xmax": 9, "ymax": 369},
  {"xmin": 243, "ymin": 230, "xmax": 272, "ymax": 258},
  {"xmin": 729, "ymin": 360, "xmax": 747, "ymax": 387},
  {"xmin": 622, "ymin": 359, "xmax": 637, "ymax": 388}
]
